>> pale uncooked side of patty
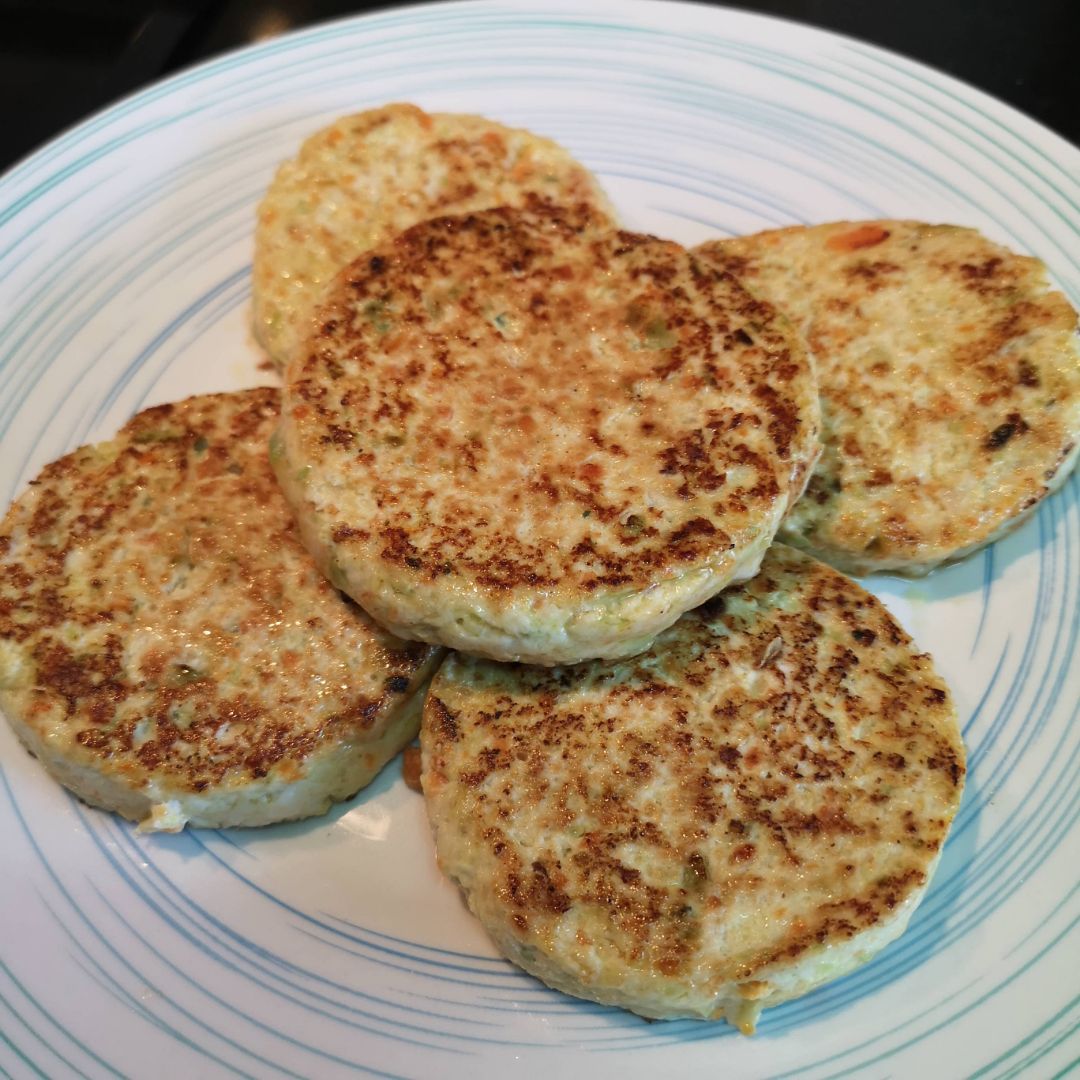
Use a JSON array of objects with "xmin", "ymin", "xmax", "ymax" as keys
[
  {"xmin": 253, "ymin": 103, "xmax": 617, "ymax": 368},
  {"xmin": 421, "ymin": 544, "xmax": 964, "ymax": 1031},
  {"xmin": 696, "ymin": 221, "xmax": 1080, "ymax": 574},
  {"xmin": 0, "ymin": 388, "xmax": 442, "ymax": 831},
  {"xmin": 276, "ymin": 201, "xmax": 820, "ymax": 665}
]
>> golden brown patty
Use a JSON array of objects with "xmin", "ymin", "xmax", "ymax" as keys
[
  {"xmin": 421, "ymin": 544, "xmax": 964, "ymax": 1031},
  {"xmin": 253, "ymin": 103, "xmax": 616, "ymax": 368},
  {"xmin": 0, "ymin": 388, "xmax": 442, "ymax": 831},
  {"xmin": 696, "ymin": 221, "xmax": 1080, "ymax": 574},
  {"xmin": 275, "ymin": 200, "xmax": 820, "ymax": 665}
]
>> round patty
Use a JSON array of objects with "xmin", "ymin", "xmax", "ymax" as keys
[
  {"xmin": 695, "ymin": 221, "xmax": 1080, "ymax": 574},
  {"xmin": 253, "ymin": 103, "xmax": 615, "ymax": 369},
  {"xmin": 275, "ymin": 201, "xmax": 820, "ymax": 665},
  {"xmin": 421, "ymin": 544, "xmax": 965, "ymax": 1032},
  {"xmin": 0, "ymin": 389, "xmax": 442, "ymax": 831}
]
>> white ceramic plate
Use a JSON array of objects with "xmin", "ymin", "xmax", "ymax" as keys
[{"xmin": 1, "ymin": 2, "xmax": 1078, "ymax": 1077}]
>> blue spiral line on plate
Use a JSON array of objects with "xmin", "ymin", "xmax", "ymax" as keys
[
  {"xmin": 1026, "ymin": 486, "xmax": 1077, "ymax": 751},
  {"xmin": 60, "ymin": 922, "xmax": 182, "ymax": 1031},
  {"xmin": 0, "ymin": 169, "xmax": 120, "ymax": 280},
  {"xmin": 662, "ymin": 207, "xmax": 776, "ymax": 237},
  {"xmin": 923, "ymin": 508, "xmax": 1069, "ymax": 902},
  {"xmin": 0, "ymin": 958, "xmax": 118, "ymax": 1080},
  {"xmin": 63, "ymin": 943, "xmax": 256, "ymax": 1080},
  {"xmin": 0, "ymin": 187, "xmax": 248, "ymax": 467},
  {"xmin": 965, "ymin": 667, "xmax": 1077, "ymax": 946},
  {"xmin": 1009, "ymin": 882, "xmax": 1080, "ymax": 960},
  {"xmin": 0, "ymin": 1026, "xmax": 50, "ymax": 1080},
  {"xmin": 318, "ymin": 915, "xmax": 517, "ymax": 969},
  {"xmin": 828, "ymin": 922, "xmax": 1079, "ymax": 1080},
  {"xmin": 626, "ymin": 21, "xmax": 1080, "ymax": 238},
  {"xmin": 288, "ymin": 925, "xmax": 541, "ymax": 996},
  {"xmin": 5, "ymin": 257, "xmax": 241, "ymax": 496},
  {"xmin": 101, "ymin": 817, "xmax": 653, "ymax": 1040},
  {"xmin": 84, "ymin": 863, "xmax": 434, "ymax": 1074},
  {"xmin": 0, "ymin": 115, "xmax": 192, "ymax": 232},
  {"xmin": 587, "ymin": 116, "xmax": 884, "ymax": 217},
  {"xmin": 967, "ymin": 506, "xmax": 1052, "ymax": 778},
  {"xmin": 291, "ymin": 926, "xmax": 583, "ymax": 1007},
  {"xmin": 3, "ymin": 228, "xmax": 253, "ymax": 491},
  {"xmin": 959, "ymin": 636, "xmax": 1012, "ymax": 745},
  {"xmin": 0, "ymin": 992, "xmax": 76, "ymax": 1080},
  {"xmin": 990, "ymin": 726, "xmax": 1080, "ymax": 939},
  {"xmin": 517, "ymin": 25, "xmax": 1059, "ymax": 239},
  {"xmin": 0, "ymin": 121, "xmax": 271, "ymax": 279},
  {"xmin": 830, "ymin": 719, "xmax": 1077, "ymax": 1037},
  {"xmin": 766, "ymin": 923, "xmax": 1079, "ymax": 1078},
  {"xmin": 74, "ymin": 819, "xmax": 487, "ymax": 1056},
  {"xmin": 0, "ymin": 770, "xmax": 298, "ymax": 1080},
  {"xmin": 82, "ymin": 266, "xmax": 251, "ymax": 434},
  {"xmin": 210, "ymin": 827, "xmax": 258, "ymax": 859},
  {"xmin": 81, "ymin": 853, "xmax": 494, "ymax": 1042},
  {"xmin": 712, "ymin": 46, "xmax": 1067, "ymax": 265},
  {"xmin": 65, "ymin": 924, "xmax": 412, "ymax": 1075},
  {"xmin": 641, "ymin": 56, "xmax": 1039, "ymax": 258},
  {"xmin": 973, "ymin": 547, "xmax": 995, "ymax": 654},
  {"xmin": 92, "ymin": 812, "xmax": 604, "ymax": 1043},
  {"xmin": 732, "ymin": 39, "xmax": 1080, "ymax": 264},
  {"xmin": 843, "ymin": 46, "xmax": 1080, "ymax": 224},
  {"xmin": 964, "ymin": 608, "xmax": 1038, "ymax": 776},
  {"xmin": 177, "ymin": 831, "xmax": 560, "ymax": 987},
  {"xmin": 1, "ymin": 77, "xmax": 291, "ymax": 246},
  {"xmin": 0, "ymin": 141, "xmax": 259, "ymax": 400},
  {"xmin": 978, "ymin": 995, "xmax": 1080, "ymax": 1080}
]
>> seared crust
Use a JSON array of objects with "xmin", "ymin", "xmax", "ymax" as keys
[
  {"xmin": 276, "ymin": 201, "xmax": 820, "ymax": 664},
  {"xmin": 0, "ymin": 389, "xmax": 441, "ymax": 830},
  {"xmin": 696, "ymin": 222, "xmax": 1080, "ymax": 575},
  {"xmin": 421, "ymin": 544, "xmax": 964, "ymax": 1030},
  {"xmin": 253, "ymin": 103, "xmax": 616, "ymax": 368}
]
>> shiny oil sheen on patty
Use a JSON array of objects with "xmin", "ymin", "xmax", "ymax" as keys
[
  {"xmin": 275, "ymin": 200, "xmax": 820, "ymax": 665},
  {"xmin": 420, "ymin": 544, "xmax": 964, "ymax": 1032},
  {"xmin": 696, "ymin": 221, "xmax": 1080, "ymax": 574},
  {"xmin": 0, "ymin": 388, "xmax": 442, "ymax": 831}
]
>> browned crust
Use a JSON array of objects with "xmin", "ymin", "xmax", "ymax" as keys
[
  {"xmin": 0, "ymin": 389, "xmax": 436, "ymax": 800},
  {"xmin": 280, "ymin": 200, "xmax": 818, "ymax": 629},
  {"xmin": 422, "ymin": 544, "xmax": 964, "ymax": 994},
  {"xmin": 252, "ymin": 103, "xmax": 616, "ymax": 367},
  {"xmin": 696, "ymin": 221, "xmax": 1080, "ymax": 572}
]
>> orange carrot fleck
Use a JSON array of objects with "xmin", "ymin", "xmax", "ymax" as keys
[{"xmin": 826, "ymin": 224, "xmax": 891, "ymax": 251}]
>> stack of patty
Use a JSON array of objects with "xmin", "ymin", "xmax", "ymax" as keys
[{"xmin": 4, "ymin": 102, "xmax": 1079, "ymax": 1032}]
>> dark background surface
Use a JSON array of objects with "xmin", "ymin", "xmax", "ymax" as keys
[{"xmin": 1, "ymin": 0, "xmax": 1077, "ymax": 176}]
